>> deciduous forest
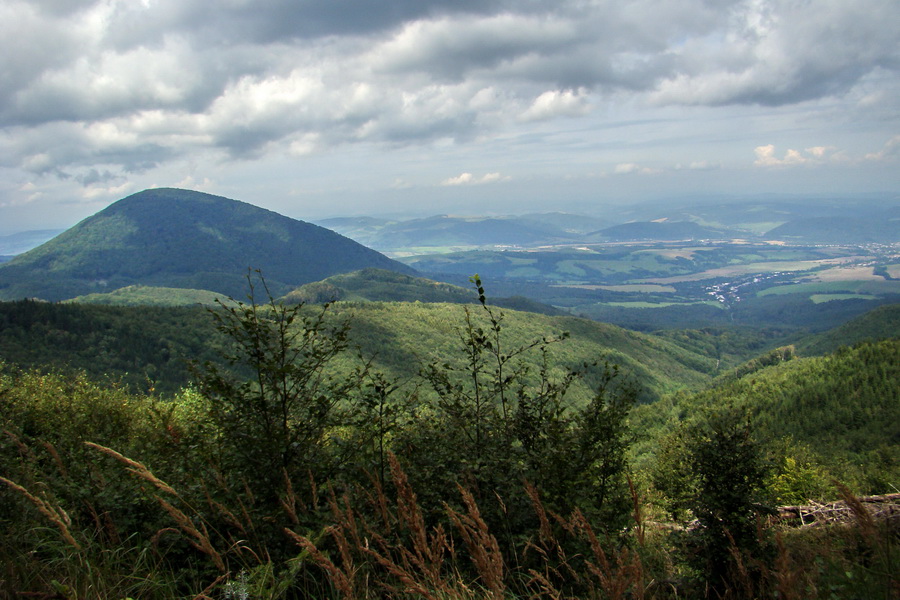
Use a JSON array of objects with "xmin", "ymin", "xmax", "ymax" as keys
[{"xmin": 1, "ymin": 274, "xmax": 896, "ymax": 599}]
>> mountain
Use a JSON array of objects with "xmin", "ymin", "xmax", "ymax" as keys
[
  {"xmin": 634, "ymin": 338, "xmax": 900, "ymax": 491},
  {"xmin": 0, "ymin": 188, "xmax": 414, "ymax": 301},
  {"xmin": 68, "ymin": 285, "xmax": 228, "ymax": 307},
  {"xmin": 0, "ymin": 229, "xmax": 65, "ymax": 257},
  {"xmin": 281, "ymin": 268, "xmax": 564, "ymax": 315},
  {"xmin": 613, "ymin": 195, "xmax": 900, "ymax": 236},
  {"xmin": 282, "ymin": 268, "xmax": 478, "ymax": 304},
  {"xmin": 587, "ymin": 220, "xmax": 735, "ymax": 242},
  {"xmin": 518, "ymin": 212, "xmax": 612, "ymax": 235},
  {"xmin": 795, "ymin": 303, "xmax": 900, "ymax": 356},
  {"xmin": 0, "ymin": 296, "xmax": 717, "ymax": 399},
  {"xmin": 317, "ymin": 214, "xmax": 579, "ymax": 251},
  {"xmin": 764, "ymin": 210, "xmax": 900, "ymax": 244},
  {"xmin": 313, "ymin": 198, "xmax": 900, "ymax": 252}
]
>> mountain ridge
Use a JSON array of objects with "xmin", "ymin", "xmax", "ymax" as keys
[{"xmin": 0, "ymin": 188, "xmax": 414, "ymax": 301}]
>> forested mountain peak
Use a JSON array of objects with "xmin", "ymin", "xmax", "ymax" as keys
[{"xmin": 0, "ymin": 188, "xmax": 414, "ymax": 301}]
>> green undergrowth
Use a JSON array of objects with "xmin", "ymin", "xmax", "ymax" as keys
[{"xmin": 0, "ymin": 276, "xmax": 896, "ymax": 598}]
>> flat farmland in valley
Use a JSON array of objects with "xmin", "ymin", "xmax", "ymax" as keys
[
  {"xmin": 811, "ymin": 265, "xmax": 886, "ymax": 282},
  {"xmin": 553, "ymin": 283, "xmax": 678, "ymax": 293},
  {"xmin": 636, "ymin": 257, "xmax": 868, "ymax": 284},
  {"xmin": 758, "ymin": 279, "xmax": 900, "ymax": 297},
  {"xmin": 599, "ymin": 300, "xmax": 723, "ymax": 308},
  {"xmin": 810, "ymin": 294, "xmax": 877, "ymax": 304}
]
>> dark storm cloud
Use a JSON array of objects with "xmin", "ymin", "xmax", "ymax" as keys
[
  {"xmin": 102, "ymin": 0, "xmax": 517, "ymax": 50},
  {"xmin": 76, "ymin": 168, "xmax": 120, "ymax": 186}
]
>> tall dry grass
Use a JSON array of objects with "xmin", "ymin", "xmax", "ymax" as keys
[
  {"xmin": 4, "ymin": 438, "xmax": 895, "ymax": 599},
  {"xmin": 288, "ymin": 453, "xmax": 651, "ymax": 599},
  {"xmin": 285, "ymin": 456, "xmax": 898, "ymax": 600}
]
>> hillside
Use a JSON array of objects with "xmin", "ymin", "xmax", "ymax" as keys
[
  {"xmin": 68, "ymin": 285, "xmax": 228, "ymax": 307},
  {"xmin": 587, "ymin": 220, "xmax": 734, "ymax": 242},
  {"xmin": 795, "ymin": 303, "xmax": 900, "ymax": 355},
  {"xmin": 632, "ymin": 338, "xmax": 900, "ymax": 491},
  {"xmin": 0, "ymin": 300, "xmax": 225, "ymax": 394},
  {"xmin": 0, "ymin": 296, "xmax": 716, "ymax": 400},
  {"xmin": 282, "ymin": 268, "xmax": 477, "ymax": 304},
  {"xmin": 329, "ymin": 301, "xmax": 715, "ymax": 400},
  {"xmin": 0, "ymin": 188, "xmax": 414, "ymax": 301},
  {"xmin": 317, "ymin": 214, "xmax": 580, "ymax": 251},
  {"xmin": 281, "ymin": 268, "xmax": 564, "ymax": 315},
  {"xmin": 614, "ymin": 195, "xmax": 900, "ymax": 235},
  {"xmin": 0, "ymin": 229, "xmax": 64, "ymax": 257},
  {"xmin": 764, "ymin": 209, "xmax": 900, "ymax": 244}
]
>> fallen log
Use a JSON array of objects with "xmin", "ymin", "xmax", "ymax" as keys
[{"xmin": 776, "ymin": 492, "xmax": 900, "ymax": 527}]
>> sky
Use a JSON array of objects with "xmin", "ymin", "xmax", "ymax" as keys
[{"xmin": 1, "ymin": 0, "xmax": 899, "ymax": 234}]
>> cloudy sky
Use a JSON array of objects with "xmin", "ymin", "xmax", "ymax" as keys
[{"xmin": 1, "ymin": 0, "xmax": 898, "ymax": 233}]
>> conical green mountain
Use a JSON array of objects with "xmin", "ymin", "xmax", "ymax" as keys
[{"xmin": 0, "ymin": 188, "xmax": 415, "ymax": 301}]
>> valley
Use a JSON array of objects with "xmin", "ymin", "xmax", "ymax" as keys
[
  {"xmin": 3, "ymin": 0, "xmax": 897, "ymax": 593},
  {"xmin": 391, "ymin": 240, "xmax": 900, "ymax": 331},
  {"xmin": 312, "ymin": 198, "xmax": 899, "ymax": 333},
  {"xmin": 0, "ymin": 188, "xmax": 897, "ymax": 599}
]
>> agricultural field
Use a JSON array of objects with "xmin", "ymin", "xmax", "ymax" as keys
[{"xmin": 403, "ymin": 240, "xmax": 900, "ymax": 331}]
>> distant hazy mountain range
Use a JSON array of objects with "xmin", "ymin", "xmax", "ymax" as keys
[
  {"xmin": 2, "ymin": 190, "xmax": 896, "ymax": 303},
  {"xmin": 765, "ymin": 210, "xmax": 900, "ymax": 244},
  {"xmin": 586, "ymin": 221, "xmax": 731, "ymax": 242},
  {"xmin": 315, "ymin": 213, "xmax": 613, "ymax": 251},
  {"xmin": 0, "ymin": 188, "xmax": 413, "ymax": 301},
  {"xmin": 317, "ymin": 197, "xmax": 899, "ymax": 250},
  {"xmin": 0, "ymin": 229, "xmax": 64, "ymax": 261}
]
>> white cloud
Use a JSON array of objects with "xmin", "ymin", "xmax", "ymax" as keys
[
  {"xmin": 651, "ymin": 0, "xmax": 900, "ymax": 107},
  {"xmin": 368, "ymin": 13, "xmax": 577, "ymax": 79},
  {"xmin": 442, "ymin": 172, "xmax": 474, "ymax": 186},
  {"xmin": 754, "ymin": 144, "xmax": 843, "ymax": 167},
  {"xmin": 81, "ymin": 181, "xmax": 132, "ymax": 199},
  {"xmin": 174, "ymin": 175, "xmax": 213, "ymax": 190},
  {"xmin": 865, "ymin": 135, "xmax": 900, "ymax": 161},
  {"xmin": 805, "ymin": 146, "xmax": 835, "ymax": 159},
  {"xmin": 613, "ymin": 163, "xmax": 659, "ymax": 175},
  {"xmin": 0, "ymin": 0, "xmax": 898, "ymax": 228},
  {"xmin": 440, "ymin": 172, "xmax": 510, "ymax": 186},
  {"xmin": 288, "ymin": 133, "xmax": 323, "ymax": 157},
  {"xmin": 479, "ymin": 172, "xmax": 507, "ymax": 183},
  {"xmin": 520, "ymin": 89, "xmax": 590, "ymax": 121},
  {"xmin": 754, "ymin": 145, "xmax": 806, "ymax": 167}
]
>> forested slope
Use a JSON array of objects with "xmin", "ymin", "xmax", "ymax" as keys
[
  {"xmin": 795, "ymin": 303, "xmax": 900, "ymax": 355},
  {"xmin": 0, "ymin": 188, "xmax": 414, "ymax": 301},
  {"xmin": 0, "ymin": 297, "xmax": 717, "ymax": 400},
  {"xmin": 634, "ymin": 338, "xmax": 900, "ymax": 492}
]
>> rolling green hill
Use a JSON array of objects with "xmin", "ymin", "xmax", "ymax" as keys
[
  {"xmin": 329, "ymin": 300, "xmax": 716, "ymax": 400},
  {"xmin": 0, "ymin": 188, "xmax": 414, "ymax": 301},
  {"xmin": 764, "ymin": 210, "xmax": 900, "ymax": 243},
  {"xmin": 0, "ymin": 295, "xmax": 717, "ymax": 400},
  {"xmin": 282, "ymin": 268, "xmax": 477, "ymax": 304},
  {"xmin": 795, "ymin": 303, "xmax": 900, "ymax": 356},
  {"xmin": 587, "ymin": 220, "xmax": 734, "ymax": 241},
  {"xmin": 634, "ymin": 338, "xmax": 900, "ymax": 492},
  {"xmin": 282, "ymin": 268, "xmax": 565, "ymax": 315},
  {"xmin": 68, "ymin": 285, "xmax": 228, "ymax": 307}
]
